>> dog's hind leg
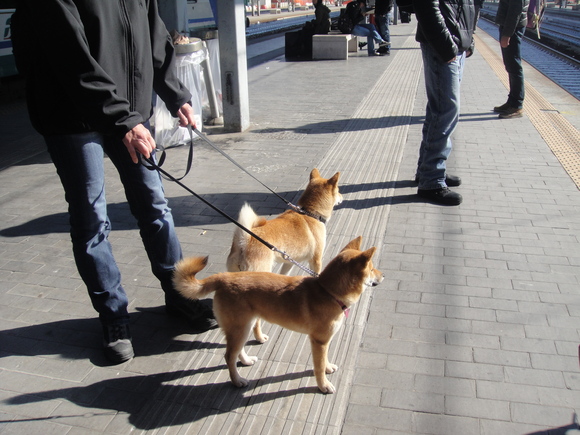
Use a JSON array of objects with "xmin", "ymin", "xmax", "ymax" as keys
[
  {"xmin": 224, "ymin": 321, "xmax": 256, "ymax": 388},
  {"xmin": 252, "ymin": 319, "xmax": 269, "ymax": 343},
  {"xmin": 309, "ymin": 336, "xmax": 336, "ymax": 394}
]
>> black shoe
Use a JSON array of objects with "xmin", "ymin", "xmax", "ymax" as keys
[
  {"xmin": 414, "ymin": 174, "xmax": 462, "ymax": 187},
  {"xmin": 358, "ymin": 42, "xmax": 368, "ymax": 50},
  {"xmin": 493, "ymin": 102, "xmax": 511, "ymax": 113},
  {"xmin": 103, "ymin": 323, "xmax": 134, "ymax": 364},
  {"xmin": 498, "ymin": 107, "xmax": 523, "ymax": 119},
  {"xmin": 376, "ymin": 46, "xmax": 390, "ymax": 55},
  {"xmin": 369, "ymin": 51, "xmax": 382, "ymax": 56},
  {"xmin": 166, "ymin": 297, "xmax": 218, "ymax": 333},
  {"xmin": 417, "ymin": 187, "xmax": 462, "ymax": 206}
]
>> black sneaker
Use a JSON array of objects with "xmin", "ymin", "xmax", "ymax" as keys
[
  {"xmin": 414, "ymin": 174, "xmax": 462, "ymax": 187},
  {"xmin": 166, "ymin": 297, "xmax": 218, "ymax": 333},
  {"xmin": 103, "ymin": 324, "xmax": 134, "ymax": 364},
  {"xmin": 417, "ymin": 187, "xmax": 462, "ymax": 206},
  {"xmin": 377, "ymin": 46, "xmax": 390, "ymax": 55}
]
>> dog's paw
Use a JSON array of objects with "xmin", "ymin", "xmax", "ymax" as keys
[
  {"xmin": 318, "ymin": 381, "xmax": 336, "ymax": 394},
  {"xmin": 325, "ymin": 363, "xmax": 338, "ymax": 374},
  {"xmin": 240, "ymin": 355, "xmax": 258, "ymax": 366},
  {"xmin": 256, "ymin": 334, "xmax": 269, "ymax": 343},
  {"xmin": 232, "ymin": 377, "xmax": 250, "ymax": 388}
]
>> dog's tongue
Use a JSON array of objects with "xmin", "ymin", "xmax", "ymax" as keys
[{"xmin": 344, "ymin": 308, "xmax": 350, "ymax": 318}]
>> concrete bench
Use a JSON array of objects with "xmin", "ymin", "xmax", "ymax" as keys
[{"xmin": 312, "ymin": 33, "xmax": 358, "ymax": 60}]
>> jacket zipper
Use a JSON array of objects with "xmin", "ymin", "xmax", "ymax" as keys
[{"xmin": 120, "ymin": 0, "xmax": 135, "ymax": 111}]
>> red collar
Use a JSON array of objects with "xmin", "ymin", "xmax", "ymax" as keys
[{"xmin": 334, "ymin": 297, "xmax": 350, "ymax": 318}]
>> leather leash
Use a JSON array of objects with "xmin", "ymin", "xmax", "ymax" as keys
[{"xmin": 142, "ymin": 150, "xmax": 319, "ymax": 278}]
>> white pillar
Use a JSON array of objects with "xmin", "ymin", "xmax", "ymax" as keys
[{"xmin": 216, "ymin": 0, "xmax": 250, "ymax": 132}]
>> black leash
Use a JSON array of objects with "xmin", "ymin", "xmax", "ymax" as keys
[
  {"xmin": 142, "ymin": 153, "xmax": 319, "ymax": 278},
  {"xmin": 147, "ymin": 125, "xmax": 195, "ymax": 181},
  {"xmin": 191, "ymin": 127, "xmax": 326, "ymax": 223}
]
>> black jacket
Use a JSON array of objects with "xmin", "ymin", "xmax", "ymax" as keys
[
  {"xmin": 346, "ymin": 1, "xmax": 366, "ymax": 26},
  {"xmin": 11, "ymin": 0, "xmax": 191, "ymax": 139},
  {"xmin": 495, "ymin": 0, "xmax": 529, "ymax": 38},
  {"xmin": 413, "ymin": 0, "xmax": 476, "ymax": 62}
]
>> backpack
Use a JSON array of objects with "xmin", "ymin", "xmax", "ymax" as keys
[
  {"xmin": 526, "ymin": 0, "xmax": 546, "ymax": 38},
  {"xmin": 337, "ymin": 11, "xmax": 353, "ymax": 34},
  {"xmin": 337, "ymin": 1, "xmax": 359, "ymax": 34}
]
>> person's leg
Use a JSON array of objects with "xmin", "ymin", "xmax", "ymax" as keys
[
  {"xmin": 502, "ymin": 26, "xmax": 525, "ymax": 109},
  {"xmin": 416, "ymin": 43, "xmax": 464, "ymax": 204},
  {"xmin": 376, "ymin": 13, "xmax": 390, "ymax": 43},
  {"xmin": 103, "ymin": 135, "xmax": 217, "ymax": 332},
  {"xmin": 352, "ymin": 24, "xmax": 375, "ymax": 55},
  {"xmin": 46, "ymin": 132, "xmax": 133, "ymax": 363},
  {"xmin": 375, "ymin": 14, "xmax": 387, "ymax": 41},
  {"xmin": 46, "ymin": 133, "xmax": 129, "ymax": 325}
]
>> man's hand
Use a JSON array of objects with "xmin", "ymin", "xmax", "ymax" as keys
[
  {"xmin": 122, "ymin": 124, "xmax": 156, "ymax": 164},
  {"xmin": 500, "ymin": 35, "xmax": 510, "ymax": 48},
  {"xmin": 176, "ymin": 103, "xmax": 197, "ymax": 129}
]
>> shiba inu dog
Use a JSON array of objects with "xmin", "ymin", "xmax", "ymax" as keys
[
  {"xmin": 226, "ymin": 168, "xmax": 342, "ymax": 276},
  {"xmin": 173, "ymin": 236, "xmax": 384, "ymax": 394}
]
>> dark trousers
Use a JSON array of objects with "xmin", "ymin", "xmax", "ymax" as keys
[{"xmin": 500, "ymin": 26, "xmax": 525, "ymax": 109}]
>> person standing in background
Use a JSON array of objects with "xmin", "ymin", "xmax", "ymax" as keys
[
  {"xmin": 493, "ymin": 0, "xmax": 529, "ymax": 119},
  {"xmin": 375, "ymin": 0, "xmax": 393, "ymax": 55},
  {"xmin": 412, "ymin": 0, "xmax": 476, "ymax": 206}
]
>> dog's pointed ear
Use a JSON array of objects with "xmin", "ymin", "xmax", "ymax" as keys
[
  {"xmin": 341, "ymin": 236, "xmax": 362, "ymax": 252},
  {"xmin": 328, "ymin": 172, "xmax": 340, "ymax": 186},
  {"xmin": 362, "ymin": 247, "xmax": 376, "ymax": 261},
  {"xmin": 310, "ymin": 168, "xmax": 321, "ymax": 180}
]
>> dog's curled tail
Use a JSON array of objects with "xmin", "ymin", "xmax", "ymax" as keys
[
  {"xmin": 227, "ymin": 203, "xmax": 268, "ymax": 272},
  {"xmin": 172, "ymin": 256, "xmax": 212, "ymax": 299},
  {"xmin": 238, "ymin": 203, "xmax": 267, "ymax": 230}
]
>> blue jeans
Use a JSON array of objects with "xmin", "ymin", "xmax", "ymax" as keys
[
  {"xmin": 500, "ymin": 26, "xmax": 525, "ymax": 109},
  {"xmin": 352, "ymin": 23, "xmax": 384, "ymax": 54},
  {"xmin": 375, "ymin": 13, "xmax": 390, "ymax": 43},
  {"xmin": 45, "ymin": 131, "xmax": 183, "ymax": 326},
  {"xmin": 416, "ymin": 43, "xmax": 466, "ymax": 190}
]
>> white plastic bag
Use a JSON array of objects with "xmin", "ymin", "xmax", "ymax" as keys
[{"xmin": 153, "ymin": 48, "xmax": 205, "ymax": 147}]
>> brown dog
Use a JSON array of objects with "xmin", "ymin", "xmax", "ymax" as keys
[
  {"xmin": 226, "ymin": 168, "xmax": 342, "ymax": 276},
  {"xmin": 173, "ymin": 236, "xmax": 383, "ymax": 394}
]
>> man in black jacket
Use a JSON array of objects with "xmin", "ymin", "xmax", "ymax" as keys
[
  {"xmin": 494, "ymin": 0, "xmax": 529, "ymax": 118},
  {"xmin": 413, "ymin": 0, "xmax": 475, "ymax": 205},
  {"xmin": 11, "ymin": 0, "xmax": 217, "ymax": 364}
]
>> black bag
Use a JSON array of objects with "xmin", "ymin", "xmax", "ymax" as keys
[
  {"xmin": 400, "ymin": 10, "xmax": 412, "ymax": 23},
  {"xmin": 396, "ymin": 0, "xmax": 414, "ymax": 15},
  {"xmin": 337, "ymin": 9, "xmax": 354, "ymax": 34}
]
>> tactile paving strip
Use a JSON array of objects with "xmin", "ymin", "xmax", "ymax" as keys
[{"xmin": 475, "ymin": 33, "xmax": 580, "ymax": 189}]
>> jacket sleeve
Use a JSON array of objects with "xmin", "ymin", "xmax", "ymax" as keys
[
  {"xmin": 500, "ymin": 0, "xmax": 526, "ymax": 38},
  {"xmin": 413, "ymin": 0, "xmax": 458, "ymax": 62},
  {"xmin": 19, "ymin": 0, "xmax": 143, "ymax": 138},
  {"xmin": 148, "ymin": 0, "xmax": 192, "ymax": 116}
]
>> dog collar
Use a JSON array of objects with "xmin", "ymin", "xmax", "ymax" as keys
[
  {"xmin": 335, "ymin": 298, "xmax": 350, "ymax": 318},
  {"xmin": 296, "ymin": 207, "xmax": 327, "ymax": 224}
]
